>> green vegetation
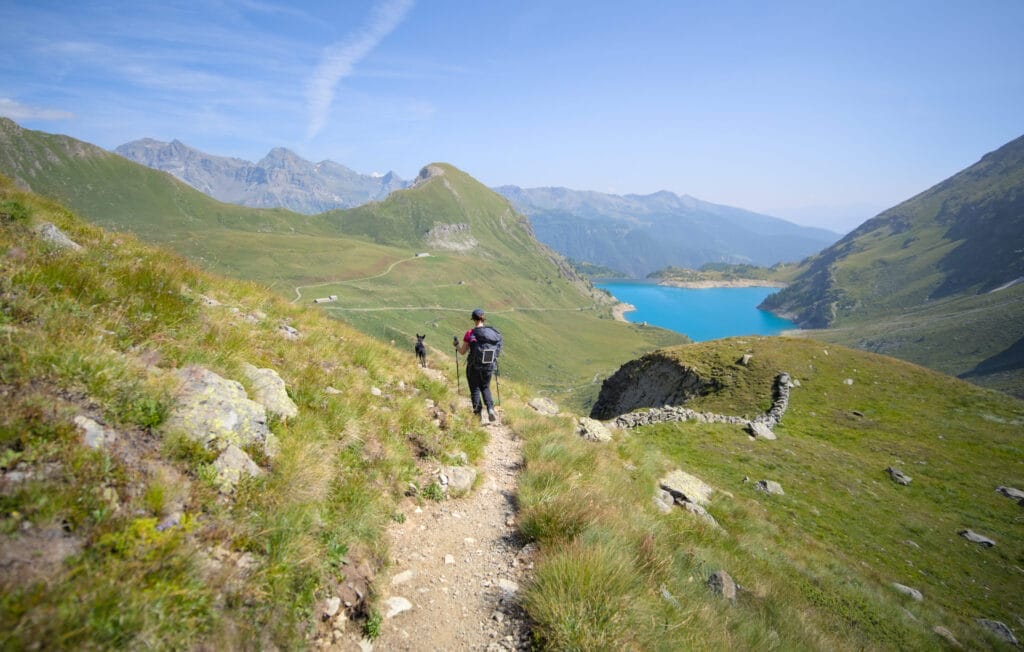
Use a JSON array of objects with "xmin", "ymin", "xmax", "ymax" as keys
[
  {"xmin": 649, "ymin": 262, "xmax": 797, "ymax": 285},
  {"xmin": 0, "ymin": 179, "xmax": 484, "ymax": 648},
  {"xmin": 516, "ymin": 337, "xmax": 1024, "ymax": 649},
  {"xmin": 762, "ymin": 135, "xmax": 1024, "ymax": 397}
]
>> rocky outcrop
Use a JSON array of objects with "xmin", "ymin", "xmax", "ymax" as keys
[
  {"xmin": 424, "ymin": 222, "xmax": 478, "ymax": 252},
  {"xmin": 241, "ymin": 363, "xmax": 298, "ymax": 420},
  {"xmin": 590, "ymin": 352, "xmax": 716, "ymax": 420},
  {"xmin": 576, "ymin": 417, "xmax": 612, "ymax": 442},
  {"xmin": 34, "ymin": 222, "xmax": 82, "ymax": 251},
  {"xmin": 958, "ymin": 529, "xmax": 996, "ymax": 547},
  {"xmin": 886, "ymin": 467, "xmax": 912, "ymax": 486},
  {"xmin": 527, "ymin": 397, "xmax": 559, "ymax": 416}
]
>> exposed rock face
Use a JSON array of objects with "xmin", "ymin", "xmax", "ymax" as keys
[
  {"xmin": 163, "ymin": 366, "xmax": 278, "ymax": 458},
  {"xmin": 241, "ymin": 363, "xmax": 298, "ymax": 420},
  {"xmin": 590, "ymin": 352, "xmax": 715, "ymax": 420},
  {"xmin": 424, "ymin": 222, "xmax": 478, "ymax": 252}
]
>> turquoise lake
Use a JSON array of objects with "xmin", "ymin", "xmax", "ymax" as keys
[{"xmin": 595, "ymin": 281, "xmax": 796, "ymax": 342}]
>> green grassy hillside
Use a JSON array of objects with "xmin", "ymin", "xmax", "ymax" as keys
[
  {"xmin": 761, "ymin": 135, "xmax": 1024, "ymax": 396},
  {"xmin": 0, "ymin": 120, "xmax": 686, "ymax": 406},
  {"xmin": 514, "ymin": 336, "xmax": 1024, "ymax": 649},
  {"xmin": 0, "ymin": 178, "xmax": 490, "ymax": 648}
]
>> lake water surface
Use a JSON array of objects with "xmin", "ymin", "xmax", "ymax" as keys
[{"xmin": 596, "ymin": 281, "xmax": 795, "ymax": 342}]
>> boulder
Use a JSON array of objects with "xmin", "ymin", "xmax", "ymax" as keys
[
  {"xmin": 34, "ymin": 222, "xmax": 82, "ymax": 251},
  {"xmin": 707, "ymin": 570, "xmax": 736, "ymax": 601},
  {"xmin": 382, "ymin": 596, "xmax": 413, "ymax": 619},
  {"xmin": 653, "ymin": 489, "xmax": 674, "ymax": 513},
  {"xmin": 73, "ymin": 415, "xmax": 116, "ymax": 449},
  {"xmin": 996, "ymin": 486, "xmax": 1024, "ymax": 500},
  {"xmin": 747, "ymin": 420, "xmax": 776, "ymax": 440},
  {"xmin": 241, "ymin": 363, "xmax": 298, "ymax": 420},
  {"xmin": 886, "ymin": 467, "xmax": 912, "ymax": 486},
  {"xmin": 959, "ymin": 529, "xmax": 996, "ymax": 547},
  {"xmin": 976, "ymin": 619, "xmax": 1018, "ymax": 645},
  {"xmin": 527, "ymin": 397, "xmax": 559, "ymax": 416},
  {"xmin": 439, "ymin": 465, "xmax": 477, "ymax": 497},
  {"xmin": 891, "ymin": 582, "xmax": 923, "ymax": 601},
  {"xmin": 213, "ymin": 444, "xmax": 263, "ymax": 492},
  {"xmin": 754, "ymin": 479, "xmax": 785, "ymax": 496},
  {"xmin": 738, "ymin": 353, "xmax": 753, "ymax": 366},
  {"xmin": 163, "ymin": 366, "xmax": 278, "ymax": 458},
  {"xmin": 660, "ymin": 470, "xmax": 714, "ymax": 506},
  {"xmin": 932, "ymin": 626, "xmax": 962, "ymax": 649},
  {"xmin": 681, "ymin": 501, "xmax": 720, "ymax": 528},
  {"xmin": 577, "ymin": 417, "xmax": 612, "ymax": 442}
]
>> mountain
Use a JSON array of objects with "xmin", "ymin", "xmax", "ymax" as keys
[
  {"xmin": 761, "ymin": 134, "xmax": 1024, "ymax": 396},
  {"xmin": 494, "ymin": 186, "xmax": 840, "ymax": 277},
  {"xmin": 0, "ymin": 118, "xmax": 686, "ymax": 402},
  {"xmin": 115, "ymin": 138, "xmax": 408, "ymax": 214}
]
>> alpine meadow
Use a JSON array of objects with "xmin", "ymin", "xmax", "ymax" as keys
[{"xmin": 2, "ymin": 114, "xmax": 1023, "ymax": 652}]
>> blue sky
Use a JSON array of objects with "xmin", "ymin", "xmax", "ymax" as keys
[{"xmin": 2, "ymin": 0, "xmax": 1022, "ymax": 232}]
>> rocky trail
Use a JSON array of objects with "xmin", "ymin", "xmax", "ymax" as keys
[{"xmin": 341, "ymin": 374, "xmax": 535, "ymax": 651}]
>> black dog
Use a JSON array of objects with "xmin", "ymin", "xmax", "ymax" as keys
[{"xmin": 414, "ymin": 334, "xmax": 427, "ymax": 367}]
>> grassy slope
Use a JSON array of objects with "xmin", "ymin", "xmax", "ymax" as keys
[
  {"xmin": 516, "ymin": 336, "xmax": 1024, "ymax": 649},
  {"xmin": 0, "ymin": 121, "xmax": 686, "ymax": 409},
  {"xmin": 760, "ymin": 136, "xmax": 1024, "ymax": 396},
  {"xmin": 0, "ymin": 179, "xmax": 489, "ymax": 648}
]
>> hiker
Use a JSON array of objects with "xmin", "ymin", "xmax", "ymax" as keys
[{"xmin": 455, "ymin": 308, "xmax": 502, "ymax": 423}]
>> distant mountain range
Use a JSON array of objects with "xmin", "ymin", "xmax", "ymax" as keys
[
  {"xmin": 115, "ymin": 138, "xmax": 408, "ymax": 214},
  {"xmin": 114, "ymin": 138, "xmax": 838, "ymax": 277},
  {"xmin": 493, "ymin": 186, "xmax": 840, "ymax": 277},
  {"xmin": 762, "ymin": 133, "xmax": 1024, "ymax": 396}
]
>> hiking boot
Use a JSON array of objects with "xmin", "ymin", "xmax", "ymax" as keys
[{"xmin": 488, "ymin": 409, "xmax": 497, "ymax": 423}]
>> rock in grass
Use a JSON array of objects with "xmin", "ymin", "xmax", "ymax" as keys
[
  {"xmin": 73, "ymin": 415, "xmax": 116, "ymax": 449},
  {"xmin": 891, "ymin": 582, "xmax": 923, "ymax": 601},
  {"xmin": 213, "ymin": 444, "xmax": 264, "ymax": 492},
  {"xmin": 747, "ymin": 420, "xmax": 776, "ymax": 440},
  {"xmin": 996, "ymin": 486, "xmax": 1024, "ymax": 500},
  {"xmin": 754, "ymin": 479, "xmax": 785, "ymax": 495},
  {"xmin": 527, "ymin": 397, "xmax": 559, "ymax": 415},
  {"xmin": 34, "ymin": 222, "xmax": 82, "ymax": 251},
  {"xmin": 707, "ymin": 570, "xmax": 736, "ymax": 601},
  {"xmin": 660, "ymin": 470, "xmax": 714, "ymax": 506},
  {"xmin": 576, "ymin": 417, "xmax": 612, "ymax": 442},
  {"xmin": 932, "ymin": 626, "xmax": 962, "ymax": 648},
  {"xmin": 959, "ymin": 529, "xmax": 996, "ymax": 547},
  {"xmin": 241, "ymin": 363, "xmax": 298, "ymax": 420},
  {"xmin": 886, "ymin": 467, "xmax": 912, "ymax": 486},
  {"xmin": 976, "ymin": 619, "xmax": 1018, "ymax": 645}
]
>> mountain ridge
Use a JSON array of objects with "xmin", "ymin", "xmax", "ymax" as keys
[
  {"xmin": 494, "ymin": 184, "xmax": 840, "ymax": 276},
  {"xmin": 115, "ymin": 137, "xmax": 408, "ymax": 214}
]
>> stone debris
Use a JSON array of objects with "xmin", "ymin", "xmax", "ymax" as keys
[
  {"xmin": 886, "ymin": 467, "xmax": 912, "ymax": 486},
  {"xmin": 278, "ymin": 324, "xmax": 300, "ymax": 340},
  {"xmin": 34, "ymin": 222, "xmax": 83, "ymax": 251},
  {"xmin": 891, "ymin": 582, "xmax": 923, "ymax": 601},
  {"xmin": 754, "ymin": 480, "xmax": 785, "ymax": 496},
  {"xmin": 527, "ymin": 397, "xmax": 559, "ymax": 416},
  {"xmin": 976, "ymin": 619, "xmax": 1018, "ymax": 645},
  {"xmin": 73, "ymin": 415, "xmax": 116, "ymax": 449},
  {"xmin": 958, "ymin": 529, "xmax": 996, "ymax": 547},
  {"xmin": 241, "ymin": 363, "xmax": 299, "ymax": 420},
  {"xmin": 382, "ymin": 596, "xmax": 413, "ymax": 619},
  {"xmin": 439, "ymin": 465, "xmax": 477, "ymax": 497},
  {"xmin": 576, "ymin": 417, "xmax": 612, "ymax": 442},
  {"xmin": 707, "ymin": 570, "xmax": 736, "ymax": 601}
]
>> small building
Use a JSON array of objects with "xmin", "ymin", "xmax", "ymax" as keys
[{"xmin": 313, "ymin": 295, "xmax": 338, "ymax": 304}]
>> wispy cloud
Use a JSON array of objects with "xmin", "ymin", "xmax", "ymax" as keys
[
  {"xmin": 306, "ymin": 0, "xmax": 415, "ymax": 138},
  {"xmin": 0, "ymin": 98, "xmax": 74, "ymax": 121}
]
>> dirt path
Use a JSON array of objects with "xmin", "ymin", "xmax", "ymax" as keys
[{"xmin": 370, "ymin": 407, "xmax": 534, "ymax": 651}]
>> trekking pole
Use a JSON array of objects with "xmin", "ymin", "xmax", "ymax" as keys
[
  {"xmin": 495, "ymin": 366, "xmax": 501, "ymax": 407},
  {"xmin": 452, "ymin": 336, "xmax": 461, "ymax": 395}
]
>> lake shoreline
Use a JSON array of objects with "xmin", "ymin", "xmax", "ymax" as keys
[{"xmin": 611, "ymin": 302, "xmax": 636, "ymax": 322}]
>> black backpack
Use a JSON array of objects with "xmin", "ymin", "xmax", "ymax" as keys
[{"xmin": 469, "ymin": 325, "xmax": 502, "ymax": 371}]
